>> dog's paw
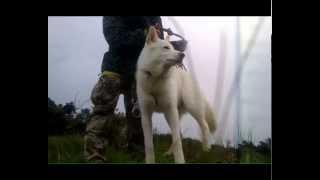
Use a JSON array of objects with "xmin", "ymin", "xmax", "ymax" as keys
[
  {"xmin": 202, "ymin": 144, "xmax": 211, "ymax": 152},
  {"xmin": 163, "ymin": 150, "xmax": 172, "ymax": 157},
  {"xmin": 163, "ymin": 144, "xmax": 173, "ymax": 156}
]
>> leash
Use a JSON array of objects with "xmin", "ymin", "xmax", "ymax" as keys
[
  {"xmin": 154, "ymin": 23, "xmax": 186, "ymax": 41},
  {"xmin": 162, "ymin": 27, "xmax": 186, "ymax": 41}
]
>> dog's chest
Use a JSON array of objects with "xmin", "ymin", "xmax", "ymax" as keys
[{"xmin": 144, "ymin": 78, "xmax": 172, "ymax": 109}]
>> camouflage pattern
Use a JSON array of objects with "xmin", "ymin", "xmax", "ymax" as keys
[
  {"xmin": 90, "ymin": 74, "xmax": 121, "ymax": 115},
  {"xmin": 84, "ymin": 74, "xmax": 143, "ymax": 162}
]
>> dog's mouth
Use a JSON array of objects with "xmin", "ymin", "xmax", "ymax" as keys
[
  {"xmin": 166, "ymin": 59, "xmax": 181, "ymax": 63},
  {"xmin": 166, "ymin": 58, "xmax": 186, "ymax": 70}
]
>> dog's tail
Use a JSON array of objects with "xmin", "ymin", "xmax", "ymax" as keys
[{"xmin": 205, "ymin": 101, "xmax": 217, "ymax": 134}]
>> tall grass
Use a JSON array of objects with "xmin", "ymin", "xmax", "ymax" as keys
[
  {"xmin": 48, "ymin": 135, "xmax": 86, "ymax": 163},
  {"xmin": 48, "ymin": 134, "xmax": 270, "ymax": 163}
]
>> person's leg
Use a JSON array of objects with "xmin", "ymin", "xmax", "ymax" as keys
[
  {"xmin": 123, "ymin": 82, "xmax": 144, "ymax": 154},
  {"xmin": 84, "ymin": 75, "xmax": 121, "ymax": 162}
]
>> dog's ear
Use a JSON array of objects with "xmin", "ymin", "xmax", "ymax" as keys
[
  {"xmin": 146, "ymin": 26, "xmax": 158, "ymax": 45},
  {"xmin": 165, "ymin": 35, "xmax": 170, "ymax": 41}
]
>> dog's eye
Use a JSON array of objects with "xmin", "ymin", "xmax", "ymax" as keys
[{"xmin": 163, "ymin": 46, "xmax": 170, "ymax": 49}]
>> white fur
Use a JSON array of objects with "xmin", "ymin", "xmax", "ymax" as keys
[{"xmin": 136, "ymin": 27, "xmax": 217, "ymax": 164}]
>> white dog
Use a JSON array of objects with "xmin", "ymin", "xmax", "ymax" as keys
[{"xmin": 136, "ymin": 26, "xmax": 217, "ymax": 163}]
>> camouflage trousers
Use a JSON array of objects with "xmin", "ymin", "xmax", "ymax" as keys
[{"xmin": 84, "ymin": 73, "xmax": 144, "ymax": 162}]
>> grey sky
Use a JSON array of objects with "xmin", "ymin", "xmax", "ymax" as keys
[{"xmin": 48, "ymin": 16, "xmax": 271, "ymax": 145}]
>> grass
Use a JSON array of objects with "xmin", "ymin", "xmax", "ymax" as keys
[
  {"xmin": 240, "ymin": 147, "xmax": 271, "ymax": 163},
  {"xmin": 48, "ymin": 135, "xmax": 87, "ymax": 163},
  {"xmin": 48, "ymin": 134, "xmax": 270, "ymax": 163}
]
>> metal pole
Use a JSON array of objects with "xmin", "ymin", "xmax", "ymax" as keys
[
  {"xmin": 213, "ymin": 31, "xmax": 227, "ymax": 145},
  {"xmin": 235, "ymin": 16, "xmax": 241, "ymax": 148},
  {"xmin": 220, "ymin": 17, "xmax": 265, "ymax": 147}
]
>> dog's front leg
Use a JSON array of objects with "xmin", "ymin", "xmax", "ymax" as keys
[
  {"xmin": 164, "ymin": 108, "xmax": 185, "ymax": 163},
  {"xmin": 141, "ymin": 104, "xmax": 155, "ymax": 164}
]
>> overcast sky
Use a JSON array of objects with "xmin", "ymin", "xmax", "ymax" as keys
[{"xmin": 48, "ymin": 16, "xmax": 271, "ymax": 145}]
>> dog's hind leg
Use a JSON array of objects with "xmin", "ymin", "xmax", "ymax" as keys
[
  {"xmin": 164, "ymin": 143, "xmax": 174, "ymax": 156},
  {"xmin": 164, "ymin": 132, "xmax": 183, "ymax": 156},
  {"xmin": 164, "ymin": 108, "xmax": 185, "ymax": 163},
  {"xmin": 198, "ymin": 118, "xmax": 211, "ymax": 151},
  {"xmin": 164, "ymin": 111, "xmax": 184, "ymax": 157},
  {"xmin": 189, "ymin": 109, "xmax": 211, "ymax": 151}
]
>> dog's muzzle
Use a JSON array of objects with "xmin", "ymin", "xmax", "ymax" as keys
[
  {"xmin": 167, "ymin": 52, "xmax": 185, "ymax": 64},
  {"xmin": 166, "ymin": 52, "xmax": 186, "ymax": 70}
]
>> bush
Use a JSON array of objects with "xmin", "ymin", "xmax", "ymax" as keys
[
  {"xmin": 48, "ymin": 98, "xmax": 67, "ymax": 135},
  {"xmin": 48, "ymin": 97, "xmax": 91, "ymax": 135}
]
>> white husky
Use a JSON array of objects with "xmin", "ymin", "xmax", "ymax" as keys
[{"xmin": 136, "ymin": 26, "xmax": 217, "ymax": 164}]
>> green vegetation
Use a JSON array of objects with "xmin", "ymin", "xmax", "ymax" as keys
[
  {"xmin": 48, "ymin": 134, "xmax": 270, "ymax": 163},
  {"xmin": 48, "ymin": 97, "xmax": 271, "ymax": 164}
]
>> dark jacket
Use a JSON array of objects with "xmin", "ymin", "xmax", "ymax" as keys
[
  {"xmin": 101, "ymin": 16, "xmax": 187, "ymax": 85},
  {"xmin": 101, "ymin": 16, "xmax": 164, "ymax": 83}
]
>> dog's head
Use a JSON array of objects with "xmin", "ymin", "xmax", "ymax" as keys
[{"xmin": 143, "ymin": 26, "xmax": 185, "ymax": 68}]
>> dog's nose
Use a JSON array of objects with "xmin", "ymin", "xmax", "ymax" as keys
[{"xmin": 179, "ymin": 52, "xmax": 185, "ymax": 59}]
